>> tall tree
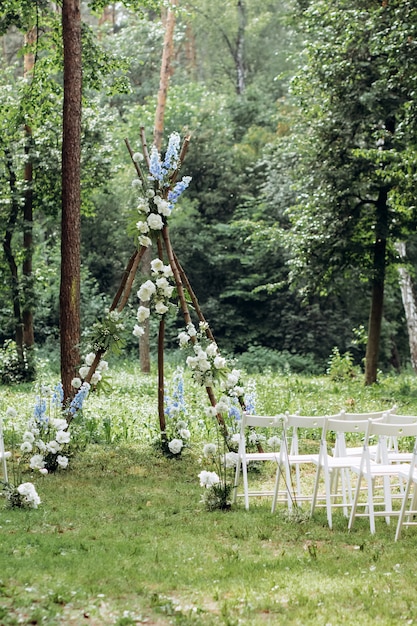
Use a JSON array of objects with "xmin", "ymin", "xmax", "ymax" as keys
[
  {"xmin": 282, "ymin": 0, "xmax": 417, "ymax": 383},
  {"xmin": 60, "ymin": 0, "xmax": 82, "ymax": 399}
]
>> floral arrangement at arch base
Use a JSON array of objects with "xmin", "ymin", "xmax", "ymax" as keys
[{"xmin": 0, "ymin": 381, "xmax": 90, "ymax": 510}]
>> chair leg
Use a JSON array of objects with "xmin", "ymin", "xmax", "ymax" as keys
[
  {"xmin": 232, "ymin": 457, "xmax": 241, "ymax": 504},
  {"xmin": 310, "ymin": 464, "xmax": 321, "ymax": 517},
  {"xmin": 272, "ymin": 463, "xmax": 285, "ymax": 513},
  {"xmin": 395, "ymin": 480, "xmax": 413, "ymax": 541},
  {"xmin": 241, "ymin": 460, "xmax": 250, "ymax": 510},
  {"xmin": 368, "ymin": 477, "xmax": 376, "ymax": 534},
  {"xmin": 348, "ymin": 470, "xmax": 363, "ymax": 531}
]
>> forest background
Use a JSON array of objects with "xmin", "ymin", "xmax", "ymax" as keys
[{"xmin": 1, "ymin": 0, "xmax": 417, "ymax": 388}]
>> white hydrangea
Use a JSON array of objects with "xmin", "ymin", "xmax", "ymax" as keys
[
  {"xmin": 198, "ymin": 470, "xmax": 220, "ymax": 489},
  {"xmin": 168, "ymin": 438, "xmax": 183, "ymax": 454},
  {"xmin": 17, "ymin": 482, "xmax": 41, "ymax": 508}
]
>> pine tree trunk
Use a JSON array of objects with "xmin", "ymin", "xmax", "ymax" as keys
[
  {"xmin": 396, "ymin": 242, "xmax": 417, "ymax": 373},
  {"xmin": 60, "ymin": 0, "xmax": 82, "ymax": 400}
]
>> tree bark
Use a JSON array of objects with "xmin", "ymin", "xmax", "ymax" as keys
[
  {"xmin": 60, "ymin": 0, "xmax": 82, "ymax": 400},
  {"xmin": 396, "ymin": 242, "xmax": 417, "ymax": 373},
  {"xmin": 364, "ymin": 189, "xmax": 388, "ymax": 385},
  {"xmin": 236, "ymin": 0, "xmax": 246, "ymax": 95},
  {"xmin": 153, "ymin": 0, "xmax": 177, "ymax": 150},
  {"xmin": 22, "ymin": 27, "xmax": 36, "ymax": 349},
  {"xmin": 3, "ymin": 150, "xmax": 24, "ymax": 363}
]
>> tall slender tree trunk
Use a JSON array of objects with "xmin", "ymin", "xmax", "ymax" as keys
[
  {"xmin": 153, "ymin": 0, "xmax": 177, "ymax": 149},
  {"xmin": 3, "ymin": 149, "xmax": 24, "ymax": 364},
  {"xmin": 22, "ymin": 27, "xmax": 36, "ymax": 349},
  {"xmin": 364, "ymin": 189, "xmax": 388, "ymax": 385},
  {"xmin": 396, "ymin": 242, "xmax": 417, "ymax": 373},
  {"xmin": 60, "ymin": 0, "xmax": 82, "ymax": 400},
  {"xmin": 236, "ymin": 0, "xmax": 246, "ymax": 95}
]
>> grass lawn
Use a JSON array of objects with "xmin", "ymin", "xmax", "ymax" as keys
[{"xmin": 1, "ymin": 364, "xmax": 417, "ymax": 625}]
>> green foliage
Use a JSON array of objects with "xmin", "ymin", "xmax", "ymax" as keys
[
  {"xmin": 326, "ymin": 347, "xmax": 361, "ymax": 382},
  {"xmin": 0, "ymin": 340, "xmax": 35, "ymax": 384},
  {"xmin": 236, "ymin": 346, "xmax": 321, "ymax": 375}
]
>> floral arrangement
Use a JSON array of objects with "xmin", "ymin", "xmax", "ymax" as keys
[
  {"xmin": 132, "ymin": 131, "xmax": 191, "ymax": 249},
  {"xmin": 198, "ymin": 441, "xmax": 239, "ymax": 511},
  {"xmin": 198, "ymin": 383, "xmax": 258, "ymax": 510},
  {"xmin": 161, "ymin": 368, "xmax": 191, "ymax": 457},
  {"xmin": 1, "ymin": 406, "xmax": 41, "ymax": 509},
  {"xmin": 2, "ymin": 481, "xmax": 41, "ymax": 509},
  {"xmin": 133, "ymin": 258, "xmax": 176, "ymax": 339},
  {"xmin": 0, "ymin": 381, "xmax": 91, "ymax": 510},
  {"xmin": 72, "ymin": 352, "xmax": 109, "ymax": 391}
]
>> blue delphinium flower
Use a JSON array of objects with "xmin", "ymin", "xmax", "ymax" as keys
[
  {"xmin": 244, "ymin": 386, "xmax": 257, "ymax": 415},
  {"xmin": 68, "ymin": 382, "xmax": 91, "ymax": 416},
  {"xmin": 52, "ymin": 382, "xmax": 64, "ymax": 409},
  {"xmin": 162, "ymin": 132, "xmax": 181, "ymax": 175},
  {"xmin": 168, "ymin": 176, "xmax": 192, "ymax": 209},
  {"xmin": 33, "ymin": 397, "xmax": 47, "ymax": 424},
  {"xmin": 149, "ymin": 146, "xmax": 163, "ymax": 181},
  {"xmin": 228, "ymin": 403, "xmax": 241, "ymax": 422}
]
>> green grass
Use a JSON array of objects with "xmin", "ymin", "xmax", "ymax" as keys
[{"xmin": 2, "ymin": 364, "xmax": 417, "ymax": 625}]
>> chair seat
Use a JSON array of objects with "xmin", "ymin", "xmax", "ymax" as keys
[
  {"xmin": 351, "ymin": 461, "xmax": 408, "ymax": 477},
  {"xmin": 287, "ymin": 453, "xmax": 320, "ymax": 464},
  {"xmin": 245, "ymin": 452, "xmax": 280, "ymax": 462}
]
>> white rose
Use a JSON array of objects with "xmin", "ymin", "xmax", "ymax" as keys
[
  {"xmin": 137, "ymin": 306, "xmax": 150, "ymax": 323},
  {"xmin": 79, "ymin": 366, "xmax": 89, "ymax": 379},
  {"xmin": 138, "ymin": 280, "xmax": 156, "ymax": 301},
  {"xmin": 151, "ymin": 258, "xmax": 164, "ymax": 273},
  {"xmin": 168, "ymin": 439, "xmax": 183, "ymax": 454},
  {"xmin": 56, "ymin": 430, "xmax": 71, "ymax": 444},
  {"xmin": 147, "ymin": 213, "xmax": 164, "ymax": 230},
  {"xmin": 57, "ymin": 455, "xmax": 69, "ymax": 469},
  {"xmin": 29, "ymin": 454, "xmax": 45, "ymax": 470},
  {"xmin": 154, "ymin": 301, "xmax": 168, "ymax": 315},
  {"xmin": 138, "ymin": 235, "xmax": 152, "ymax": 248},
  {"xmin": 214, "ymin": 355, "xmax": 227, "ymax": 369},
  {"xmin": 133, "ymin": 324, "xmax": 145, "ymax": 338},
  {"xmin": 85, "ymin": 352, "xmax": 96, "ymax": 366}
]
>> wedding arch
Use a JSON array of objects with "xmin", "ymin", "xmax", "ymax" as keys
[{"xmin": 70, "ymin": 129, "xmax": 250, "ymax": 451}]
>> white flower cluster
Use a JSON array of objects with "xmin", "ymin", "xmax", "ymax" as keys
[
  {"xmin": 72, "ymin": 353, "xmax": 109, "ymax": 388},
  {"xmin": 21, "ymin": 415, "xmax": 70, "ymax": 473},
  {"xmin": 16, "ymin": 482, "xmax": 41, "ymax": 508},
  {"xmin": 178, "ymin": 326, "xmax": 228, "ymax": 387},
  {"xmin": 133, "ymin": 258, "xmax": 175, "ymax": 338},
  {"xmin": 135, "ymin": 191, "xmax": 171, "ymax": 248},
  {"xmin": 166, "ymin": 419, "xmax": 191, "ymax": 455},
  {"xmin": 198, "ymin": 470, "xmax": 220, "ymax": 488}
]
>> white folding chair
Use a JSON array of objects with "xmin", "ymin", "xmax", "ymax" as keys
[
  {"xmin": 272, "ymin": 414, "xmax": 330, "ymax": 514},
  {"xmin": 395, "ymin": 443, "xmax": 417, "ymax": 541},
  {"xmin": 378, "ymin": 413, "xmax": 417, "ymax": 464},
  {"xmin": 333, "ymin": 407, "xmax": 396, "ymax": 459},
  {"xmin": 232, "ymin": 413, "xmax": 284, "ymax": 510},
  {"xmin": 0, "ymin": 418, "xmax": 9, "ymax": 484},
  {"xmin": 312, "ymin": 417, "xmax": 370, "ymax": 529},
  {"xmin": 349, "ymin": 420, "xmax": 417, "ymax": 534}
]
